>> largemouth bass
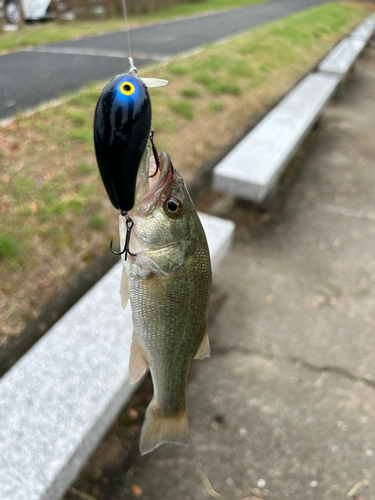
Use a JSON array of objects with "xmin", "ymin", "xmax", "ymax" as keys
[{"xmin": 119, "ymin": 147, "xmax": 212, "ymax": 455}]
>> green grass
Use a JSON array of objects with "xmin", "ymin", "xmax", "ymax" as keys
[
  {"xmin": 0, "ymin": 0, "xmax": 267, "ymax": 54},
  {"xmin": 181, "ymin": 88, "xmax": 201, "ymax": 98},
  {"xmin": 208, "ymin": 101, "xmax": 224, "ymax": 112},
  {"xmin": 168, "ymin": 100, "xmax": 194, "ymax": 120},
  {"xmin": 193, "ymin": 72, "xmax": 242, "ymax": 95},
  {"xmin": 68, "ymin": 128, "xmax": 93, "ymax": 145},
  {"xmin": 194, "ymin": 73, "xmax": 215, "ymax": 88},
  {"xmin": 65, "ymin": 108, "xmax": 88, "ymax": 126},
  {"xmin": 89, "ymin": 215, "xmax": 105, "ymax": 231},
  {"xmin": 77, "ymin": 161, "xmax": 94, "ymax": 174},
  {"xmin": 0, "ymin": 234, "xmax": 16, "ymax": 259},
  {"xmin": 151, "ymin": 115, "xmax": 178, "ymax": 133},
  {"xmin": 131, "ymin": 0, "xmax": 268, "ymax": 22},
  {"xmin": 0, "ymin": 1, "xmax": 371, "ymax": 342},
  {"xmin": 168, "ymin": 65, "xmax": 189, "ymax": 75},
  {"xmin": 0, "ymin": 19, "xmax": 126, "ymax": 53}
]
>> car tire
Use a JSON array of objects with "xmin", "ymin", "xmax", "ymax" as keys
[{"xmin": 5, "ymin": 0, "xmax": 23, "ymax": 25}]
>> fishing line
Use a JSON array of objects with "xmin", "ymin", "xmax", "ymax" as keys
[
  {"xmin": 121, "ymin": 0, "xmax": 137, "ymax": 74},
  {"xmin": 109, "ymin": 0, "xmax": 138, "ymax": 260}
]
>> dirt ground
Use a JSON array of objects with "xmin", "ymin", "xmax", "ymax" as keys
[{"xmin": 64, "ymin": 38, "xmax": 375, "ymax": 500}]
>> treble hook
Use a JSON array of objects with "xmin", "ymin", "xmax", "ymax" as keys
[
  {"xmin": 149, "ymin": 127, "xmax": 161, "ymax": 178},
  {"xmin": 110, "ymin": 212, "xmax": 136, "ymax": 261}
]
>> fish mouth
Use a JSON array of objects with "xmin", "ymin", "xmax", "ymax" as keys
[{"xmin": 134, "ymin": 145, "xmax": 172, "ymax": 206}]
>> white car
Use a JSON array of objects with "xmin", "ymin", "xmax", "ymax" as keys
[{"xmin": 5, "ymin": 0, "xmax": 62, "ymax": 25}]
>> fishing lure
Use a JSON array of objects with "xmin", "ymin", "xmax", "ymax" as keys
[
  {"xmin": 93, "ymin": 65, "xmax": 167, "ymax": 257},
  {"xmin": 94, "ymin": 71, "xmax": 168, "ymax": 212},
  {"xmin": 94, "ymin": 73, "xmax": 151, "ymax": 213}
]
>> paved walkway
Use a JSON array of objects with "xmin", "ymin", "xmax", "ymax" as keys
[
  {"xmin": 76, "ymin": 39, "xmax": 375, "ymax": 500},
  {"xmin": 0, "ymin": 0, "xmax": 330, "ymax": 119}
]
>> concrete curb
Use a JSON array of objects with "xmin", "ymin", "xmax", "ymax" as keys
[
  {"xmin": 318, "ymin": 37, "xmax": 367, "ymax": 80},
  {"xmin": 0, "ymin": 213, "xmax": 235, "ymax": 500},
  {"xmin": 213, "ymin": 73, "xmax": 340, "ymax": 203},
  {"xmin": 212, "ymin": 13, "xmax": 375, "ymax": 205}
]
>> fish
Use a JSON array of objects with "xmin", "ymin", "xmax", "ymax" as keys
[{"xmin": 119, "ymin": 147, "xmax": 212, "ymax": 455}]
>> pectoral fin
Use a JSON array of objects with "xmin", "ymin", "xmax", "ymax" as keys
[
  {"xmin": 120, "ymin": 268, "xmax": 129, "ymax": 309},
  {"xmin": 194, "ymin": 329, "xmax": 210, "ymax": 360},
  {"xmin": 129, "ymin": 333, "xmax": 149, "ymax": 384},
  {"xmin": 136, "ymin": 237, "xmax": 193, "ymax": 277}
]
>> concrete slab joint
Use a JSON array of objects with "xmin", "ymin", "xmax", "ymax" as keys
[
  {"xmin": 351, "ymin": 20, "xmax": 375, "ymax": 42},
  {"xmin": 0, "ymin": 213, "xmax": 235, "ymax": 500},
  {"xmin": 318, "ymin": 37, "xmax": 366, "ymax": 79}
]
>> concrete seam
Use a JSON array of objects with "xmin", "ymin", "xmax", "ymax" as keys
[{"xmin": 212, "ymin": 345, "xmax": 375, "ymax": 389}]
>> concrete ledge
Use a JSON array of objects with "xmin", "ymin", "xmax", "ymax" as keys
[
  {"xmin": 365, "ymin": 12, "xmax": 375, "ymax": 26},
  {"xmin": 0, "ymin": 213, "xmax": 235, "ymax": 500},
  {"xmin": 212, "ymin": 73, "xmax": 340, "ymax": 203},
  {"xmin": 318, "ymin": 37, "xmax": 366, "ymax": 80},
  {"xmin": 350, "ymin": 20, "xmax": 375, "ymax": 43}
]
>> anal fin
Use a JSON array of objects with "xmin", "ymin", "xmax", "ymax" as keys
[
  {"xmin": 194, "ymin": 328, "xmax": 210, "ymax": 360},
  {"xmin": 129, "ymin": 333, "xmax": 149, "ymax": 384}
]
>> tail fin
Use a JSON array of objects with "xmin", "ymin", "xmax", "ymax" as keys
[{"xmin": 140, "ymin": 399, "xmax": 189, "ymax": 455}]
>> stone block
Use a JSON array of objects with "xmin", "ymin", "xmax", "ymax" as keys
[
  {"xmin": 318, "ymin": 37, "xmax": 366, "ymax": 79},
  {"xmin": 213, "ymin": 73, "xmax": 340, "ymax": 203},
  {"xmin": 365, "ymin": 12, "xmax": 375, "ymax": 26},
  {"xmin": 351, "ymin": 20, "xmax": 375, "ymax": 42},
  {"xmin": 0, "ymin": 213, "xmax": 235, "ymax": 500}
]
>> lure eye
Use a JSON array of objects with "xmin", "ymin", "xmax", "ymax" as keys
[
  {"xmin": 164, "ymin": 197, "xmax": 183, "ymax": 217},
  {"xmin": 119, "ymin": 81, "xmax": 135, "ymax": 96}
]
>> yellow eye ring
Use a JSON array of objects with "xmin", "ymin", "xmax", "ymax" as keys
[{"xmin": 119, "ymin": 81, "xmax": 135, "ymax": 96}]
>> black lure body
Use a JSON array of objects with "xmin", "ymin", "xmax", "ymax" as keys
[{"xmin": 94, "ymin": 74, "xmax": 152, "ymax": 212}]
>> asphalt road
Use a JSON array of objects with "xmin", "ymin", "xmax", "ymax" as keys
[{"xmin": 0, "ymin": 0, "xmax": 330, "ymax": 119}]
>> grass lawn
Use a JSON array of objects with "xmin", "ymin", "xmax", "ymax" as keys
[
  {"xmin": 0, "ymin": 2, "xmax": 372, "ymax": 344},
  {"xmin": 0, "ymin": 0, "xmax": 267, "ymax": 54}
]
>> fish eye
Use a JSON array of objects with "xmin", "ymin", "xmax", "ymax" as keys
[
  {"xmin": 164, "ymin": 197, "xmax": 182, "ymax": 217},
  {"xmin": 119, "ymin": 81, "xmax": 135, "ymax": 96}
]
